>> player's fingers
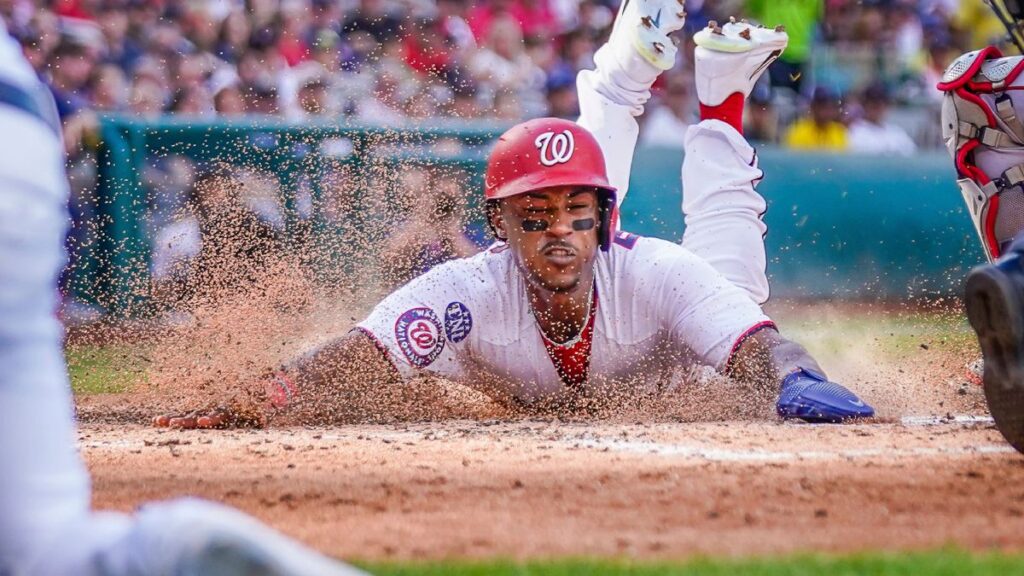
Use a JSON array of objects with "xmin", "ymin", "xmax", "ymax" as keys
[
  {"xmin": 196, "ymin": 410, "xmax": 228, "ymax": 429},
  {"xmin": 152, "ymin": 414, "xmax": 171, "ymax": 427},
  {"xmin": 168, "ymin": 415, "xmax": 198, "ymax": 429}
]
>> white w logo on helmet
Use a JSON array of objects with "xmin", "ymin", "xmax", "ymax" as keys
[{"xmin": 534, "ymin": 130, "xmax": 576, "ymax": 166}]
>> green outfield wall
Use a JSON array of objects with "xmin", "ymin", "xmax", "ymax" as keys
[
  {"xmin": 623, "ymin": 147, "xmax": 978, "ymax": 299},
  {"xmin": 86, "ymin": 116, "xmax": 976, "ymax": 313}
]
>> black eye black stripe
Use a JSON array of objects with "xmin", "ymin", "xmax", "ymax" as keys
[
  {"xmin": 572, "ymin": 218, "xmax": 596, "ymax": 231},
  {"xmin": 520, "ymin": 218, "xmax": 596, "ymax": 232}
]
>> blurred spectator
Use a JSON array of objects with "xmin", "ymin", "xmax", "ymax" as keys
[
  {"xmin": 953, "ymin": 0, "xmax": 1005, "ymax": 50},
  {"xmin": 343, "ymin": 0, "xmax": 402, "ymax": 42},
  {"xmin": 468, "ymin": 0, "xmax": 559, "ymax": 42},
  {"xmin": 744, "ymin": 82, "xmax": 779, "ymax": 144},
  {"xmin": 357, "ymin": 67, "xmax": 409, "ymax": 123},
  {"xmin": 213, "ymin": 84, "xmax": 247, "ymax": 116},
  {"xmin": 641, "ymin": 76, "xmax": 695, "ymax": 149},
  {"xmin": 381, "ymin": 167, "xmax": 480, "ymax": 287},
  {"xmin": 436, "ymin": 0, "xmax": 476, "ymax": 52},
  {"xmin": 446, "ymin": 75, "xmax": 481, "ymax": 118},
  {"xmin": 46, "ymin": 41, "xmax": 94, "ymax": 119},
  {"xmin": 86, "ymin": 64, "xmax": 127, "ymax": 111},
  {"xmin": 746, "ymin": 0, "xmax": 822, "ymax": 93},
  {"xmin": 468, "ymin": 15, "xmax": 545, "ymax": 108},
  {"xmin": 128, "ymin": 74, "xmax": 166, "ymax": 118},
  {"xmin": 847, "ymin": 83, "xmax": 917, "ymax": 156},
  {"xmin": 277, "ymin": 8, "xmax": 312, "ymax": 67},
  {"xmin": 17, "ymin": 31, "xmax": 50, "ymax": 75},
  {"xmin": 403, "ymin": 17, "xmax": 455, "ymax": 75},
  {"xmin": 296, "ymin": 74, "xmax": 332, "ymax": 117},
  {"xmin": 244, "ymin": 83, "xmax": 280, "ymax": 115},
  {"xmin": 167, "ymin": 84, "xmax": 215, "ymax": 116},
  {"xmin": 493, "ymin": 88, "xmax": 523, "ymax": 121},
  {"xmin": 784, "ymin": 87, "xmax": 848, "ymax": 151},
  {"xmin": 545, "ymin": 67, "xmax": 578, "ymax": 119},
  {"xmin": 214, "ymin": 9, "xmax": 252, "ymax": 64},
  {"xmin": 151, "ymin": 165, "xmax": 287, "ymax": 307},
  {"xmin": 96, "ymin": 4, "xmax": 142, "ymax": 71}
]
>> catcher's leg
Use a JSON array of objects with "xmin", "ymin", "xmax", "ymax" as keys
[
  {"xmin": 680, "ymin": 21, "xmax": 788, "ymax": 304},
  {"xmin": 965, "ymin": 234, "xmax": 1024, "ymax": 454},
  {"xmin": 576, "ymin": 0, "xmax": 686, "ymax": 204}
]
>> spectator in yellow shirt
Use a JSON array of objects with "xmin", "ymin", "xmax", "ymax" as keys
[
  {"xmin": 784, "ymin": 87, "xmax": 848, "ymax": 151},
  {"xmin": 953, "ymin": 0, "xmax": 1006, "ymax": 52}
]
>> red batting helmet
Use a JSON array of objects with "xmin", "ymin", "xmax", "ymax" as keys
[{"xmin": 484, "ymin": 117, "xmax": 618, "ymax": 250}]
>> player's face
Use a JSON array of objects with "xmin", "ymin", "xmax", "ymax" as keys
[{"xmin": 498, "ymin": 186, "xmax": 600, "ymax": 293}]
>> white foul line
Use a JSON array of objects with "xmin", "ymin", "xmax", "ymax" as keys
[
  {"xmin": 566, "ymin": 437, "xmax": 1015, "ymax": 462},
  {"xmin": 559, "ymin": 415, "xmax": 1009, "ymax": 462},
  {"xmin": 900, "ymin": 415, "xmax": 994, "ymax": 426}
]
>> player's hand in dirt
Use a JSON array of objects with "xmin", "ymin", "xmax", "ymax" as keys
[
  {"xmin": 153, "ymin": 405, "xmax": 266, "ymax": 429},
  {"xmin": 152, "ymin": 373, "xmax": 290, "ymax": 429},
  {"xmin": 776, "ymin": 367, "xmax": 875, "ymax": 423}
]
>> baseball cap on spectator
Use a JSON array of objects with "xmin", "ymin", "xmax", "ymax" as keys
[{"xmin": 545, "ymin": 66, "xmax": 575, "ymax": 94}]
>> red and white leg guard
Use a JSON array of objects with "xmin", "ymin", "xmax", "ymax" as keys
[{"xmin": 939, "ymin": 46, "xmax": 1024, "ymax": 261}]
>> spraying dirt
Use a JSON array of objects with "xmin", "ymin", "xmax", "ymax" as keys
[{"xmin": 70, "ymin": 166, "xmax": 1017, "ymax": 560}]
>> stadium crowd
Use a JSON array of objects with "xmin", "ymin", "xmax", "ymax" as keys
[
  {"xmin": 0, "ymin": 0, "xmax": 1007, "ymax": 152},
  {"xmin": 1, "ymin": 0, "xmax": 1006, "ymax": 317}
]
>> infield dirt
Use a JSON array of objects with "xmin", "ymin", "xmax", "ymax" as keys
[{"xmin": 73, "ymin": 301, "xmax": 1024, "ymax": 561}]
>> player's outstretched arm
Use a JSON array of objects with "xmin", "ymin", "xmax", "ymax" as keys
[
  {"xmin": 730, "ymin": 329, "xmax": 875, "ymax": 423},
  {"xmin": 154, "ymin": 330, "xmax": 401, "ymax": 429}
]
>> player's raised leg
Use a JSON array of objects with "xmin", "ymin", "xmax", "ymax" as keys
[
  {"xmin": 575, "ymin": 0, "xmax": 686, "ymax": 200},
  {"xmin": 680, "ymin": 20, "xmax": 788, "ymax": 304}
]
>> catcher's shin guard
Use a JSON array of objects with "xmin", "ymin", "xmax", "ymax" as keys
[{"xmin": 939, "ymin": 47, "xmax": 1024, "ymax": 261}]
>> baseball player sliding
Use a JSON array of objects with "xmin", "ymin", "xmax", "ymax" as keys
[
  {"xmin": 159, "ymin": 1, "xmax": 874, "ymax": 429},
  {"xmin": 0, "ymin": 20, "xmax": 364, "ymax": 576}
]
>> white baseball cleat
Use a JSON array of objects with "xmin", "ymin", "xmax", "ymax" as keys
[
  {"xmin": 693, "ymin": 18, "xmax": 788, "ymax": 106},
  {"xmin": 609, "ymin": 0, "xmax": 688, "ymax": 71}
]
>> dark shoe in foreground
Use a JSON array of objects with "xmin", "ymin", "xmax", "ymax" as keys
[
  {"xmin": 776, "ymin": 367, "xmax": 875, "ymax": 423},
  {"xmin": 965, "ymin": 249, "xmax": 1024, "ymax": 454}
]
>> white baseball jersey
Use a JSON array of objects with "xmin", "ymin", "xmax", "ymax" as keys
[{"xmin": 357, "ymin": 231, "xmax": 773, "ymax": 407}]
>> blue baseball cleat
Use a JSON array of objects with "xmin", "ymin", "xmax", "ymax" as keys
[{"xmin": 776, "ymin": 367, "xmax": 875, "ymax": 423}]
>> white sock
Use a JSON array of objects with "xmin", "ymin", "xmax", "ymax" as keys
[{"xmin": 591, "ymin": 39, "xmax": 664, "ymax": 116}]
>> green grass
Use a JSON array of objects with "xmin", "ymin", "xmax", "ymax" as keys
[
  {"xmin": 359, "ymin": 550, "xmax": 1024, "ymax": 575},
  {"xmin": 66, "ymin": 345, "xmax": 148, "ymax": 394}
]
